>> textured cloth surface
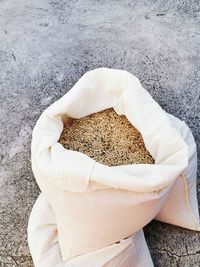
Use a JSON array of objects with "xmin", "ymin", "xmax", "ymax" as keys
[
  {"xmin": 29, "ymin": 68, "xmax": 199, "ymax": 265},
  {"xmin": 28, "ymin": 194, "xmax": 154, "ymax": 267}
]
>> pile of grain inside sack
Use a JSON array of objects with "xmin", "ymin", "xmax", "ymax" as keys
[{"xmin": 59, "ymin": 108, "xmax": 154, "ymax": 166}]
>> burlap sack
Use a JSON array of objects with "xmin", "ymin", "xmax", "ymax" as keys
[{"xmin": 28, "ymin": 68, "xmax": 199, "ymax": 266}]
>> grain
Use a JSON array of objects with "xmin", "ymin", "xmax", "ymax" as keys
[{"xmin": 59, "ymin": 108, "xmax": 154, "ymax": 166}]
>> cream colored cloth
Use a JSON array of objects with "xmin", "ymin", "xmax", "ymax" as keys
[
  {"xmin": 28, "ymin": 194, "xmax": 154, "ymax": 267},
  {"xmin": 29, "ymin": 68, "xmax": 199, "ymax": 266},
  {"xmin": 155, "ymin": 114, "xmax": 199, "ymax": 230}
]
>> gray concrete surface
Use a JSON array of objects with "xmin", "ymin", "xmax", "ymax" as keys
[{"xmin": 0, "ymin": 0, "xmax": 200, "ymax": 266}]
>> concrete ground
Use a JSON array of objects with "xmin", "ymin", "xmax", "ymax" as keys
[{"xmin": 0, "ymin": 0, "xmax": 200, "ymax": 266}]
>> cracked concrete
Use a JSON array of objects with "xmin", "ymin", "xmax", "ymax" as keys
[
  {"xmin": 0, "ymin": 0, "xmax": 200, "ymax": 266},
  {"xmin": 145, "ymin": 222, "xmax": 200, "ymax": 266}
]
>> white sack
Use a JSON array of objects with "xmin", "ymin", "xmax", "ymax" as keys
[
  {"xmin": 28, "ymin": 109, "xmax": 199, "ymax": 267},
  {"xmin": 28, "ymin": 194, "xmax": 154, "ymax": 267},
  {"xmin": 155, "ymin": 114, "xmax": 199, "ymax": 230},
  {"xmin": 30, "ymin": 68, "xmax": 199, "ymax": 263}
]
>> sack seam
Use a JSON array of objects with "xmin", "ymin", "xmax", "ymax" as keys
[
  {"xmin": 87, "ymin": 160, "xmax": 96, "ymax": 190},
  {"xmin": 181, "ymin": 174, "xmax": 199, "ymax": 230}
]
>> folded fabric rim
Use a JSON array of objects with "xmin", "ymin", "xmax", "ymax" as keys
[{"xmin": 31, "ymin": 67, "xmax": 188, "ymax": 193}]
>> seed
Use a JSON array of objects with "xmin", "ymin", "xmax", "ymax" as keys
[{"xmin": 59, "ymin": 108, "xmax": 154, "ymax": 166}]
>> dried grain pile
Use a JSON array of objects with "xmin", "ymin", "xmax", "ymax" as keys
[{"xmin": 59, "ymin": 108, "xmax": 154, "ymax": 166}]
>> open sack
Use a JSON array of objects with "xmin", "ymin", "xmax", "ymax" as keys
[{"xmin": 28, "ymin": 68, "xmax": 200, "ymax": 266}]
